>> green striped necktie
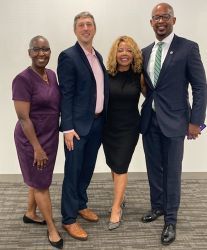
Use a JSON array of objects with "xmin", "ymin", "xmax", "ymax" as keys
[{"xmin": 154, "ymin": 42, "xmax": 164, "ymax": 85}]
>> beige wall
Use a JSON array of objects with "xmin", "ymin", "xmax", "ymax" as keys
[{"xmin": 0, "ymin": 0, "xmax": 206, "ymax": 174}]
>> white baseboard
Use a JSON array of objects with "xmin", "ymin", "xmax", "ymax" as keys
[{"xmin": 0, "ymin": 172, "xmax": 207, "ymax": 182}]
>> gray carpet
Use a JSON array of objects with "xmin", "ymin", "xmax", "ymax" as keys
[{"xmin": 0, "ymin": 177, "xmax": 207, "ymax": 249}]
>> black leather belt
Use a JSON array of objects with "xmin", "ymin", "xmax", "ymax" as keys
[{"xmin": 94, "ymin": 112, "xmax": 103, "ymax": 119}]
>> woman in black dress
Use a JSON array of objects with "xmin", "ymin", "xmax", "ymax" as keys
[{"xmin": 103, "ymin": 36, "xmax": 146, "ymax": 230}]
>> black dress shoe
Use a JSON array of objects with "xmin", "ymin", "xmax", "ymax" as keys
[
  {"xmin": 23, "ymin": 215, "xmax": 46, "ymax": 225},
  {"xmin": 47, "ymin": 230, "xmax": 63, "ymax": 249},
  {"xmin": 141, "ymin": 209, "xmax": 164, "ymax": 223},
  {"xmin": 161, "ymin": 224, "xmax": 176, "ymax": 245}
]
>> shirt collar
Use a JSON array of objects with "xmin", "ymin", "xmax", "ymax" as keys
[
  {"xmin": 78, "ymin": 42, "xmax": 96, "ymax": 57},
  {"xmin": 155, "ymin": 32, "xmax": 174, "ymax": 46}
]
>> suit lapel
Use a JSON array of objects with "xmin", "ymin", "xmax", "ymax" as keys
[
  {"xmin": 95, "ymin": 51, "xmax": 105, "ymax": 72},
  {"xmin": 75, "ymin": 42, "xmax": 108, "ymax": 85},
  {"xmin": 157, "ymin": 35, "xmax": 179, "ymax": 84},
  {"xmin": 76, "ymin": 42, "xmax": 109, "ymax": 114},
  {"xmin": 143, "ymin": 43, "xmax": 154, "ymax": 89},
  {"xmin": 143, "ymin": 44, "xmax": 154, "ymax": 70},
  {"xmin": 94, "ymin": 49, "xmax": 109, "ymax": 106},
  {"xmin": 75, "ymin": 42, "xmax": 96, "ymax": 80}
]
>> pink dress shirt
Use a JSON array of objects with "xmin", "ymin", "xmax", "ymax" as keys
[
  {"xmin": 64, "ymin": 44, "xmax": 104, "ymax": 133},
  {"xmin": 80, "ymin": 44, "xmax": 104, "ymax": 114}
]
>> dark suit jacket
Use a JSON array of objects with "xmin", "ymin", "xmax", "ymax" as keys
[
  {"xmin": 57, "ymin": 42, "xmax": 109, "ymax": 136},
  {"xmin": 141, "ymin": 35, "xmax": 207, "ymax": 137}
]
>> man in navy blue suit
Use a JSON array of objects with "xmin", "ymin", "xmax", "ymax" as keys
[
  {"xmin": 140, "ymin": 3, "xmax": 207, "ymax": 245},
  {"xmin": 57, "ymin": 12, "xmax": 108, "ymax": 241}
]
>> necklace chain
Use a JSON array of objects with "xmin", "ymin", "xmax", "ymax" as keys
[{"xmin": 30, "ymin": 67, "xmax": 49, "ymax": 83}]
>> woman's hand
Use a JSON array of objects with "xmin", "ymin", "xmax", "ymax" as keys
[
  {"xmin": 33, "ymin": 146, "xmax": 48, "ymax": 170},
  {"xmin": 14, "ymin": 100, "xmax": 49, "ymax": 170}
]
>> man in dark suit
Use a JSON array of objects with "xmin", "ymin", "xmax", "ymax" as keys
[
  {"xmin": 57, "ymin": 12, "xmax": 108, "ymax": 241},
  {"xmin": 140, "ymin": 3, "xmax": 207, "ymax": 245}
]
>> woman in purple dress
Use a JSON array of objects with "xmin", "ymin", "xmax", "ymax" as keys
[{"xmin": 12, "ymin": 36, "xmax": 63, "ymax": 249}]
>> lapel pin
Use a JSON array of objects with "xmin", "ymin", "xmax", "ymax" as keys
[{"xmin": 170, "ymin": 51, "xmax": 174, "ymax": 54}]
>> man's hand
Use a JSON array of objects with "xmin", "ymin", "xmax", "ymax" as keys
[
  {"xmin": 187, "ymin": 123, "xmax": 201, "ymax": 140},
  {"xmin": 64, "ymin": 131, "xmax": 80, "ymax": 150}
]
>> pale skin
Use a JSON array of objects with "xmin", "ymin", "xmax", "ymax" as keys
[
  {"xmin": 13, "ymin": 37, "xmax": 61, "ymax": 242},
  {"xmin": 64, "ymin": 16, "xmax": 96, "ymax": 151}
]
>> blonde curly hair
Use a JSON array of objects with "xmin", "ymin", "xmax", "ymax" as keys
[{"xmin": 107, "ymin": 36, "xmax": 142, "ymax": 76}]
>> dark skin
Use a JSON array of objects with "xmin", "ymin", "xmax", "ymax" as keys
[
  {"xmin": 14, "ymin": 38, "xmax": 51, "ymax": 169},
  {"xmin": 150, "ymin": 3, "xmax": 201, "ymax": 139},
  {"xmin": 140, "ymin": 74, "xmax": 147, "ymax": 97},
  {"xmin": 13, "ymin": 38, "xmax": 61, "ymax": 242},
  {"xmin": 29, "ymin": 38, "xmax": 51, "ymax": 76},
  {"xmin": 14, "ymin": 101, "xmax": 48, "ymax": 169},
  {"xmin": 150, "ymin": 3, "xmax": 176, "ymax": 41}
]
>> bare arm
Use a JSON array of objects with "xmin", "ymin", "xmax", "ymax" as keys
[
  {"xmin": 140, "ymin": 74, "xmax": 147, "ymax": 97},
  {"xmin": 13, "ymin": 100, "xmax": 48, "ymax": 169}
]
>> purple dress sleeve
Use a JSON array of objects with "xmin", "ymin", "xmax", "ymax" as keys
[{"xmin": 12, "ymin": 75, "xmax": 32, "ymax": 102}]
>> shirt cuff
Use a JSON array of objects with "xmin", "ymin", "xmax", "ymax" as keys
[{"xmin": 63, "ymin": 129, "xmax": 74, "ymax": 134}]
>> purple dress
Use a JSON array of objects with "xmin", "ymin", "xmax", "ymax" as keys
[{"xmin": 12, "ymin": 67, "xmax": 60, "ymax": 189}]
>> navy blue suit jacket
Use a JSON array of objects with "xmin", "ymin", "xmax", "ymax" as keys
[
  {"xmin": 141, "ymin": 35, "xmax": 207, "ymax": 137},
  {"xmin": 57, "ymin": 42, "xmax": 109, "ymax": 136}
]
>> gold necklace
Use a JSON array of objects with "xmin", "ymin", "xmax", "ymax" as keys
[{"xmin": 30, "ymin": 67, "xmax": 49, "ymax": 84}]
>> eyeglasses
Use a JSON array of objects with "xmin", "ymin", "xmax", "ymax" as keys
[
  {"xmin": 152, "ymin": 14, "xmax": 172, "ymax": 22},
  {"xmin": 30, "ymin": 47, "xmax": 51, "ymax": 53}
]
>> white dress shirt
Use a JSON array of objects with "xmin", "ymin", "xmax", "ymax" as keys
[
  {"xmin": 147, "ymin": 32, "xmax": 174, "ymax": 110},
  {"xmin": 147, "ymin": 32, "xmax": 175, "ymax": 84}
]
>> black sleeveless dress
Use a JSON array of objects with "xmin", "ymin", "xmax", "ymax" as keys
[{"xmin": 103, "ymin": 69, "xmax": 141, "ymax": 174}]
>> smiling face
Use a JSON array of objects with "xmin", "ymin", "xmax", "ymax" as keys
[
  {"xmin": 74, "ymin": 17, "xmax": 96, "ymax": 47},
  {"xmin": 150, "ymin": 3, "xmax": 176, "ymax": 41},
  {"xmin": 28, "ymin": 37, "xmax": 51, "ymax": 70},
  {"xmin": 116, "ymin": 41, "xmax": 133, "ymax": 71}
]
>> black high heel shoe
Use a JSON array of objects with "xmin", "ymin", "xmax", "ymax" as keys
[
  {"xmin": 23, "ymin": 215, "xmax": 46, "ymax": 225},
  {"xmin": 47, "ymin": 230, "xmax": 63, "ymax": 249}
]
